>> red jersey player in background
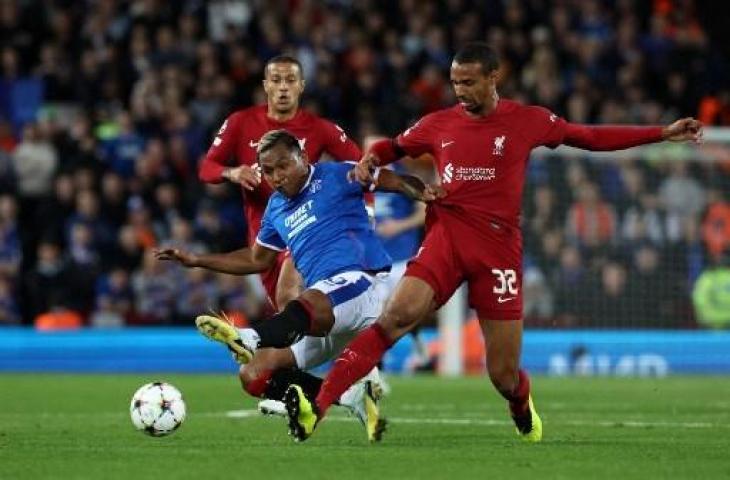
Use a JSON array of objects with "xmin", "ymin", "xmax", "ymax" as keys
[
  {"xmin": 283, "ymin": 42, "xmax": 703, "ymax": 443},
  {"xmin": 198, "ymin": 55, "xmax": 361, "ymax": 310}
]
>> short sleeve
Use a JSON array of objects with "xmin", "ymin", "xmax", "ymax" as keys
[
  {"xmin": 526, "ymin": 106, "xmax": 568, "ymax": 149},
  {"xmin": 395, "ymin": 113, "xmax": 440, "ymax": 157},
  {"xmin": 255, "ymin": 207, "xmax": 286, "ymax": 251}
]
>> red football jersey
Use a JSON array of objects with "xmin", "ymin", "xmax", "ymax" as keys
[
  {"xmin": 396, "ymin": 99, "xmax": 567, "ymax": 232},
  {"xmin": 199, "ymin": 105, "xmax": 362, "ymax": 244}
]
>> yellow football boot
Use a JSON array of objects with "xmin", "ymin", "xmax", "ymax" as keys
[
  {"xmin": 285, "ymin": 385, "xmax": 319, "ymax": 442},
  {"xmin": 195, "ymin": 312, "xmax": 254, "ymax": 364},
  {"xmin": 513, "ymin": 395, "xmax": 542, "ymax": 442}
]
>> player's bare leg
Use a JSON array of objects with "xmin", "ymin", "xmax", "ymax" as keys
[
  {"xmin": 295, "ymin": 289, "xmax": 335, "ymax": 334},
  {"xmin": 286, "ymin": 276, "xmax": 437, "ymax": 441},
  {"xmin": 480, "ymin": 318, "xmax": 542, "ymax": 441},
  {"xmin": 480, "ymin": 319, "xmax": 523, "ymax": 394},
  {"xmin": 378, "ymin": 276, "xmax": 438, "ymax": 341},
  {"xmin": 275, "ymin": 256, "xmax": 304, "ymax": 310}
]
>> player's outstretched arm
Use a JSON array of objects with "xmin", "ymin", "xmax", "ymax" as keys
[
  {"xmin": 562, "ymin": 117, "xmax": 703, "ymax": 151},
  {"xmin": 154, "ymin": 244, "xmax": 278, "ymax": 275},
  {"xmin": 373, "ymin": 169, "xmax": 445, "ymax": 202}
]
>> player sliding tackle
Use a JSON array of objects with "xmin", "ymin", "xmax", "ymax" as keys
[
  {"xmin": 156, "ymin": 129, "xmax": 443, "ymax": 442},
  {"xmin": 283, "ymin": 42, "xmax": 703, "ymax": 443}
]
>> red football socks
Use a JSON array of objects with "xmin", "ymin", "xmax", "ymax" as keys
[
  {"xmin": 507, "ymin": 369, "xmax": 531, "ymax": 416},
  {"xmin": 243, "ymin": 369, "xmax": 273, "ymax": 398},
  {"xmin": 315, "ymin": 324, "xmax": 392, "ymax": 415}
]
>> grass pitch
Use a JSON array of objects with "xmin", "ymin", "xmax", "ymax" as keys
[{"xmin": 1, "ymin": 374, "xmax": 729, "ymax": 480}]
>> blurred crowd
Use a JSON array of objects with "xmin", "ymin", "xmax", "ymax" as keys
[
  {"xmin": 521, "ymin": 155, "xmax": 730, "ymax": 328},
  {"xmin": 0, "ymin": 0, "xmax": 728, "ymax": 328}
]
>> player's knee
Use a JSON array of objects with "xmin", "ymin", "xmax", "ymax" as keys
[
  {"xmin": 380, "ymin": 303, "xmax": 421, "ymax": 338},
  {"xmin": 239, "ymin": 364, "xmax": 253, "ymax": 386},
  {"xmin": 239, "ymin": 365, "xmax": 271, "ymax": 398},
  {"xmin": 238, "ymin": 365, "xmax": 253, "ymax": 390},
  {"xmin": 275, "ymin": 287, "xmax": 298, "ymax": 311}
]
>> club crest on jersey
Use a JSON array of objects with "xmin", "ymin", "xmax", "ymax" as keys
[
  {"xmin": 309, "ymin": 178, "xmax": 322, "ymax": 194},
  {"xmin": 493, "ymin": 135, "xmax": 506, "ymax": 156}
]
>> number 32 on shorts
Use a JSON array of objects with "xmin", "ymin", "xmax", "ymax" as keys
[{"xmin": 491, "ymin": 268, "xmax": 518, "ymax": 296}]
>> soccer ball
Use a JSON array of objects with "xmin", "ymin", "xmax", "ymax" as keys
[{"xmin": 129, "ymin": 382, "xmax": 186, "ymax": 436}]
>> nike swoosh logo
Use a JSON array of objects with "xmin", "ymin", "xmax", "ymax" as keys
[
  {"xmin": 441, "ymin": 140, "xmax": 455, "ymax": 148},
  {"xmin": 249, "ymin": 140, "xmax": 259, "ymax": 148},
  {"xmin": 497, "ymin": 296, "xmax": 516, "ymax": 303}
]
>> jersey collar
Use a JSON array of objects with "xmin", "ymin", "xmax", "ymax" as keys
[
  {"xmin": 264, "ymin": 105, "xmax": 303, "ymax": 125},
  {"xmin": 456, "ymin": 98, "xmax": 503, "ymax": 121}
]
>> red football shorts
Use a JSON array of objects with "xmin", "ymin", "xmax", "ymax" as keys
[{"xmin": 405, "ymin": 217, "xmax": 523, "ymax": 320}]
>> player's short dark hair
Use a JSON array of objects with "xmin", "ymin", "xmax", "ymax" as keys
[
  {"xmin": 453, "ymin": 42, "xmax": 499, "ymax": 74},
  {"xmin": 256, "ymin": 129, "xmax": 303, "ymax": 163},
  {"xmin": 264, "ymin": 55, "xmax": 304, "ymax": 77}
]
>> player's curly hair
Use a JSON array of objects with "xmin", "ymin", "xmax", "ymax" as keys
[
  {"xmin": 256, "ymin": 129, "xmax": 304, "ymax": 164},
  {"xmin": 453, "ymin": 42, "xmax": 499, "ymax": 74}
]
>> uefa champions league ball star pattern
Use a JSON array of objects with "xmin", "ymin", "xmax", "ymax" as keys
[{"xmin": 129, "ymin": 382, "xmax": 186, "ymax": 436}]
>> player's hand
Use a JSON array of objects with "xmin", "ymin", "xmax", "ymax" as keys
[
  {"xmin": 420, "ymin": 184, "xmax": 446, "ymax": 202},
  {"xmin": 154, "ymin": 248, "xmax": 198, "ymax": 267},
  {"xmin": 348, "ymin": 153, "xmax": 378, "ymax": 185},
  {"xmin": 224, "ymin": 164, "xmax": 261, "ymax": 190},
  {"xmin": 662, "ymin": 118, "xmax": 703, "ymax": 143}
]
